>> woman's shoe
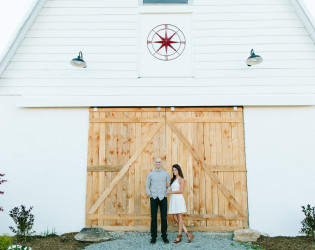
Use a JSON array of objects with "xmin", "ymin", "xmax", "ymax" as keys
[
  {"xmin": 174, "ymin": 234, "xmax": 182, "ymax": 243},
  {"xmin": 186, "ymin": 231, "xmax": 194, "ymax": 243}
]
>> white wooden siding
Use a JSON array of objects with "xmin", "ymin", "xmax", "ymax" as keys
[{"xmin": 0, "ymin": 0, "xmax": 315, "ymax": 106}]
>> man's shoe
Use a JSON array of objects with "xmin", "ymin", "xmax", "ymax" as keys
[
  {"xmin": 162, "ymin": 237, "xmax": 170, "ymax": 244},
  {"xmin": 150, "ymin": 238, "xmax": 156, "ymax": 244}
]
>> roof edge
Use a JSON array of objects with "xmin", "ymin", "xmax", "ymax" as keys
[
  {"xmin": 0, "ymin": 0, "xmax": 46, "ymax": 77},
  {"xmin": 290, "ymin": 0, "xmax": 315, "ymax": 43}
]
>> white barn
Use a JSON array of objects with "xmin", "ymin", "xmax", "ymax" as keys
[{"xmin": 0, "ymin": 0, "xmax": 315, "ymax": 237}]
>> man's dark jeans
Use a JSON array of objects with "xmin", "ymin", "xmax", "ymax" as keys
[{"xmin": 150, "ymin": 197, "xmax": 167, "ymax": 239}]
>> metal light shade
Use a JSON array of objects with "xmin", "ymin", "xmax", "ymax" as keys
[
  {"xmin": 246, "ymin": 49, "xmax": 263, "ymax": 67},
  {"xmin": 70, "ymin": 51, "xmax": 87, "ymax": 68}
]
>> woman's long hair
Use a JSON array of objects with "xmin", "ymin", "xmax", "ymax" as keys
[{"xmin": 170, "ymin": 164, "xmax": 184, "ymax": 185}]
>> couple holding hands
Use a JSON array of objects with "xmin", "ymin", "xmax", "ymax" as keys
[{"xmin": 145, "ymin": 157, "xmax": 194, "ymax": 244}]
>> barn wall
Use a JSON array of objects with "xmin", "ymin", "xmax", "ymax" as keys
[
  {"xmin": 0, "ymin": 97, "xmax": 89, "ymax": 234},
  {"xmin": 0, "ymin": 0, "xmax": 315, "ymax": 105},
  {"xmin": 244, "ymin": 106, "xmax": 315, "ymax": 236}
]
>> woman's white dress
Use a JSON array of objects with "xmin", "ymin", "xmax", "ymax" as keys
[{"xmin": 168, "ymin": 178, "xmax": 187, "ymax": 214}]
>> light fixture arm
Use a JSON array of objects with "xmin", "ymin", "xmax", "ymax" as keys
[{"xmin": 78, "ymin": 51, "xmax": 83, "ymax": 60}]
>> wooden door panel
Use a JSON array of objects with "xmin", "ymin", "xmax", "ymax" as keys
[
  {"xmin": 86, "ymin": 108, "xmax": 166, "ymax": 228},
  {"xmin": 86, "ymin": 107, "xmax": 248, "ymax": 231}
]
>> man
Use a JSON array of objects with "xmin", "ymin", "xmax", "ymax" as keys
[{"xmin": 145, "ymin": 157, "xmax": 171, "ymax": 244}]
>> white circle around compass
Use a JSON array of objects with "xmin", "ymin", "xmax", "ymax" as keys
[{"xmin": 147, "ymin": 24, "xmax": 186, "ymax": 61}]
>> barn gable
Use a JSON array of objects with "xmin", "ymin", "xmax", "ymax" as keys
[{"xmin": 0, "ymin": 0, "xmax": 315, "ymax": 107}]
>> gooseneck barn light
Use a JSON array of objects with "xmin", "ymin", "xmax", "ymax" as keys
[
  {"xmin": 70, "ymin": 51, "xmax": 87, "ymax": 68},
  {"xmin": 246, "ymin": 49, "xmax": 263, "ymax": 67}
]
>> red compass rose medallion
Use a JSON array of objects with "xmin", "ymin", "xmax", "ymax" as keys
[{"xmin": 147, "ymin": 24, "xmax": 186, "ymax": 61}]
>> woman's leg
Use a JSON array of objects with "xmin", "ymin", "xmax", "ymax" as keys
[
  {"xmin": 173, "ymin": 214, "xmax": 188, "ymax": 234},
  {"xmin": 177, "ymin": 213, "xmax": 183, "ymax": 235},
  {"xmin": 173, "ymin": 214, "xmax": 178, "ymax": 224}
]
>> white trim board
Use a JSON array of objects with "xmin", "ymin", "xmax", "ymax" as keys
[
  {"xmin": 0, "ymin": 0, "xmax": 46, "ymax": 77},
  {"xmin": 290, "ymin": 0, "xmax": 315, "ymax": 42},
  {"xmin": 16, "ymin": 94, "xmax": 315, "ymax": 107}
]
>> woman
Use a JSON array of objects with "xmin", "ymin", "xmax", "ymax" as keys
[{"xmin": 167, "ymin": 164, "xmax": 194, "ymax": 243}]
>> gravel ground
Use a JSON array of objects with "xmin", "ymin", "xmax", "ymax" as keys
[{"xmin": 84, "ymin": 231, "xmax": 258, "ymax": 250}]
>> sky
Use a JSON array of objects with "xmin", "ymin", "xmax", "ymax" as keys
[{"xmin": 0, "ymin": 0, "xmax": 314, "ymax": 59}]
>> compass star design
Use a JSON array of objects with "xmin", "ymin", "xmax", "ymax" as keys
[
  {"xmin": 147, "ymin": 24, "xmax": 186, "ymax": 61},
  {"xmin": 154, "ymin": 31, "xmax": 179, "ymax": 54}
]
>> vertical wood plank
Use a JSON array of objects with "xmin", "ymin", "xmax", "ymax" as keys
[
  {"xmin": 98, "ymin": 111, "xmax": 106, "ymax": 227},
  {"xmin": 116, "ymin": 111, "xmax": 124, "ymax": 226},
  {"xmin": 141, "ymin": 112, "xmax": 148, "ymax": 226},
  {"xmin": 198, "ymin": 112, "xmax": 206, "ymax": 228},
  {"xmin": 166, "ymin": 111, "xmax": 173, "ymax": 226},
  {"xmin": 104, "ymin": 111, "xmax": 111, "ymax": 226},
  {"xmin": 192, "ymin": 112, "xmax": 200, "ymax": 227},
  {"xmin": 204, "ymin": 112, "xmax": 212, "ymax": 228},
  {"xmin": 222, "ymin": 112, "xmax": 235, "ymax": 227},
  {"xmin": 209, "ymin": 112, "xmax": 217, "ymax": 228},
  {"xmin": 215, "ymin": 111, "xmax": 225, "ymax": 228},
  {"xmin": 92, "ymin": 111, "xmax": 100, "ymax": 226},
  {"xmin": 128, "ymin": 112, "xmax": 136, "ymax": 226},
  {"xmin": 186, "ymin": 112, "xmax": 194, "ymax": 227},
  {"xmin": 146, "ymin": 111, "xmax": 154, "ymax": 226},
  {"xmin": 110, "ymin": 111, "xmax": 118, "ymax": 226},
  {"xmin": 122, "ymin": 111, "xmax": 129, "ymax": 226},
  {"xmin": 134, "ymin": 111, "xmax": 142, "ymax": 227},
  {"xmin": 177, "ymin": 112, "xmax": 187, "ymax": 227}
]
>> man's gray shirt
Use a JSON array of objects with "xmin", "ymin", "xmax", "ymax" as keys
[{"xmin": 145, "ymin": 168, "xmax": 171, "ymax": 200}]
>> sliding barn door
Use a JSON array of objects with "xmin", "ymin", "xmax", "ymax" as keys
[
  {"xmin": 85, "ymin": 108, "xmax": 166, "ymax": 230},
  {"xmin": 85, "ymin": 107, "xmax": 248, "ymax": 231},
  {"xmin": 165, "ymin": 107, "xmax": 248, "ymax": 231}
]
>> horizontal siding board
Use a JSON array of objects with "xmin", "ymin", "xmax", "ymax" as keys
[
  {"xmin": 3, "ymin": 69, "xmax": 315, "ymax": 80},
  {"xmin": 16, "ymin": 46, "xmax": 137, "ymax": 54},
  {"xmin": 194, "ymin": 5, "xmax": 294, "ymax": 14},
  {"xmin": 195, "ymin": 61, "xmax": 315, "ymax": 70},
  {"xmin": 12, "ymin": 54, "xmax": 137, "ymax": 62},
  {"xmin": 44, "ymin": 0, "xmax": 137, "ymax": 8},
  {"xmin": 22, "ymin": 38, "xmax": 137, "ymax": 46},
  {"xmin": 1, "ymin": 77, "xmax": 315, "ymax": 87},
  {"xmin": 39, "ymin": 8, "xmax": 137, "ymax": 16},
  {"xmin": 2, "ymin": 70, "xmax": 137, "ymax": 79},
  {"xmin": 194, "ymin": 52, "xmax": 315, "ymax": 61},
  {"xmin": 194, "ymin": 69, "xmax": 315, "ymax": 78},
  {"xmin": 31, "ymin": 22, "xmax": 137, "ymax": 30},
  {"xmin": 194, "ymin": 44, "xmax": 315, "ymax": 53},
  {"xmin": 8, "ymin": 59, "xmax": 315, "ymax": 70},
  {"xmin": 27, "ymin": 30, "xmax": 137, "ymax": 38},
  {"xmin": 194, "ymin": 36, "xmax": 313, "ymax": 45},
  {"xmin": 195, "ymin": 20, "xmax": 304, "ymax": 29},
  {"xmin": 194, "ymin": 12, "xmax": 298, "ymax": 21},
  {"xmin": 194, "ymin": 0, "xmax": 290, "ymax": 5},
  {"xmin": 35, "ymin": 15, "xmax": 138, "ymax": 23},
  {"xmin": 7, "ymin": 62, "xmax": 137, "ymax": 71},
  {"xmin": 194, "ymin": 28, "xmax": 308, "ymax": 37}
]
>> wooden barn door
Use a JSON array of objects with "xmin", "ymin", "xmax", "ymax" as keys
[
  {"xmin": 85, "ymin": 108, "xmax": 166, "ymax": 230},
  {"xmin": 165, "ymin": 107, "xmax": 248, "ymax": 231},
  {"xmin": 85, "ymin": 107, "xmax": 248, "ymax": 231}
]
